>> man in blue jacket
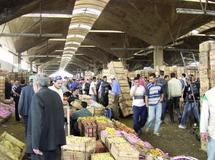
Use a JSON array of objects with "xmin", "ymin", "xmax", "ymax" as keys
[{"xmin": 18, "ymin": 76, "xmax": 35, "ymax": 136}]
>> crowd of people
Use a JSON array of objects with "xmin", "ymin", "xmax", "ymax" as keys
[{"xmin": 3, "ymin": 71, "xmax": 214, "ymax": 160}]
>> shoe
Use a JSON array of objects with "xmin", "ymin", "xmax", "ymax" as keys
[
  {"xmin": 154, "ymin": 132, "xmax": 160, "ymax": 136},
  {"xmin": 178, "ymin": 124, "xmax": 186, "ymax": 129},
  {"xmin": 137, "ymin": 129, "xmax": 143, "ymax": 136}
]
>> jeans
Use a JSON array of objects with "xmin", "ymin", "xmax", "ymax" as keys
[
  {"xmin": 133, "ymin": 105, "xmax": 148, "ymax": 133},
  {"xmin": 208, "ymin": 137, "xmax": 215, "ymax": 160},
  {"xmin": 180, "ymin": 102, "xmax": 199, "ymax": 127},
  {"xmin": 112, "ymin": 95, "xmax": 120, "ymax": 119},
  {"xmin": 161, "ymin": 100, "xmax": 167, "ymax": 121},
  {"xmin": 169, "ymin": 97, "xmax": 182, "ymax": 122},
  {"xmin": 146, "ymin": 103, "xmax": 162, "ymax": 133}
]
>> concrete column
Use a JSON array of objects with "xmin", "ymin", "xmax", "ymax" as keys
[
  {"xmin": 30, "ymin": 61, "xmax": 33, "ymax": 72},
  {"xmin": 153, "ymin": 46, "xmax": 164, "ymax": 67},
  {"xmin": 18, "ymin": 53, "xmax": 21, "ymax": 71}
]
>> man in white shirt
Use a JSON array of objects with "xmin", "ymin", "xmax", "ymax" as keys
[
  {"xmin": 168, "ymin": 72, "xmax": 183, "ymax": 123},
  {"xmin": 89, "ymin": 77, "xmax": 97, "ymax": 101},
  {"xmin": 130, "ymin": 77, "xmax": 147, "ymax": 135},
  {"xmin": 200, "ymin": 87, "xmax": 215, "ymax": 160},
  {"xmin": 49, "ymin": 76, "xmax": 63, "ymax": 102}
]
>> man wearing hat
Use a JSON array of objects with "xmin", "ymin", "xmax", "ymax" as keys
[
  {"xmin": 18, "ymin": 75, "xmax": 35, "ymax": 136},
  {"xmin": 49, "ymin": 75, "xmax": 63, "ymax": 102}
]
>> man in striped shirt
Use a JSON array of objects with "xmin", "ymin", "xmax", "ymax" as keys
[{"xmin": 145, "ymin": 73, "xmax": 164, "ymax": 136}]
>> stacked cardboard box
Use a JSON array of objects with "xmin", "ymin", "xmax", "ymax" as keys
[
  {"xmin": 199, "ymin": 41, "xmax": 214, "ymax": 96},
  {"xmin": 0, "ymin": 76, "xmax": 5, "ymax": 101},
  {"xmin": 107, "ymin": 61, "xmax": 133, "ymax": 117}
]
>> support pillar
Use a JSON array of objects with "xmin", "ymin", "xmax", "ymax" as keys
[
  {"xmin": 18, "ymin": 52, "xmax": 21, "ymax": 71},
  {"xmin": 153, "ymin": 46, "xmax": 164, "ymax": 67},
  {"xmin": 30, "ymin": 61, "xmax": 33, "ymax": 72}
]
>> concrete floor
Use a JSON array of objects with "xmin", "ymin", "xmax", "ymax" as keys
[{"xmin": 0, "ymin": 115, "xmax": 207, "ymax": 160}]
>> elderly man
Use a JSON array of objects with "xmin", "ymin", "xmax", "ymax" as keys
[
  {"xmin": 200, "ymin": 87, "xmax": 215, "ymax": 160},
  {"xmin": 49, "ymin": 75, "xmax": 63, "ymax": 102},
  {"xmin": 26, "ymin": 74, "xmax": 66, "ymax": 160}
]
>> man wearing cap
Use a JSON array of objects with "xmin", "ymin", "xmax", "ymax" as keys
[
  {"xmin": 49, "ymin": 76, "xmax": 63, "ymax": 102},
  {"xmin": 18, "ymin": 75, "xmax": 35, "ymax": 136},
  {"xmin": 111, "ymin": 75, "xmax": 121, "ymax": 119}
]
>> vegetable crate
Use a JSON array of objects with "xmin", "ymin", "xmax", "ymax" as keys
[
  {"xmin": 0, "ymin": 132, "xmax": 25, "ymax": 160},
  {"xmin": 110, "ymin": 143, "xmax": 139, "ymax": 160},
  {"xmin": 91, "ymin": 153, "xmax": 115, "ymax": 160}
]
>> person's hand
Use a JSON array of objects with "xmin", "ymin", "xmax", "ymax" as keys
[
  {"xmin": 201, "ymin": 132, "xmax": 209, "ymax": 142},
  {"xmin": 33, "ymin": 149, "xmax": 43, "ymax": 155}
]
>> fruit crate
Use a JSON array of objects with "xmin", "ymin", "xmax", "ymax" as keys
[{"xmin": 0, "ymin": 132, "xmax": 25, "ymax": 160}]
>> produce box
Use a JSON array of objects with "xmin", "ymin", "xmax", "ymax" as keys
[
  {"xmin": 146, "ymin": 148, "xmax": 169, "ymax": 160},
  {"xmin": 91, "ymin": 153, "xmax": 114, "ymax": 160},
  {"xmin": 95, "ymin": 140, "xmax": 107, "ymax": 153},
  {"xmin": 61, "ymin": 148, "xmax": 92, "ymax": 160},
  {"xmin": 65, "ymin": 136, "xmax": 96, "ymax": 152},
  {"xmin": 113, "ymin": 120, "xmax": 136, "ymax": 134},
  {"xmin": 111, "ymin": 142, "xmax": 139, "ymax": 160},
  {"xmin": 105, "ymin": 136, "xmax": 127, "ymax": 151},
  {"xmin": 81, "ymin": 120, "xmax": 97, "ymax": 138},
  {"xmin": 94, "ymin": 107, "xmax": 105, "ymax": 116},
  {"xmin": 0, "ymin": 132, "xmax": 25, "ymax": 160},
  {"xmin": 100, "ymin": 127, "xmax": 121, "ymax": 143}
]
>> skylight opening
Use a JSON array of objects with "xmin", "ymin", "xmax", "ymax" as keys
[
  {"xmin": 65, "ymin": 41, "xmax": 81, "ymax": 45},
  {"xmin": 73, "ymin": 8, "xmax": 101, "ymax": 16},
  {"xmin": 64, "ymin": 47, "xmax": 78, "ymax": 51},
  {"xmin": 69, "ymin": 23, "xmax": 92, "ymax": 30},
  {"xmin": 67, "ymin": 34, "xmax": 85, "ymax": 39}
]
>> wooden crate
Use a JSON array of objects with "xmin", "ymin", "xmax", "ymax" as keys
[
  {"xmin": 65, "ymin": 136, "xmax": 96, "ymax": 152},
  {"xmin": 91, "ymin": 153, "xmax": 114, "ymax": 160},
  {"xmin": 111, "ymin": 143, "xmax": 139, "ymax": 160},
  {"xmin": 61, "ymin": 148, "xmax": 92, "ymax": 160},
  {"xmin": 0, "ymin": 132, "xmax": 25, "ymax": 160},
  {"xmin": 95, "ymin": 140, "xmax": 107, "ymax": 153}
]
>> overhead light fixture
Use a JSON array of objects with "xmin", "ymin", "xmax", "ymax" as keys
[
  {"xmin": 22, "ymin": 13, "xmax": 73, "ymax": 18},
  {"xmin": 73, "ymin": 8, "xmax": 101, "ymax": 16},
  {"xmin": 49, "ymin": 38, "xmax": 66, "ymax": 42},
  {"xmin": 80, "ymin": 45, "xmax": 96, "ymax": 48},
  {"xmin": 69, "ymin": 23, "xmax": 91, "ymax": 30},
  {"xmin": 89, "ymin": 30, "xmax": 125, "ymax": 33},
  {"xmin": 55, "ymin": 50, "xmax": 64, "ymax": 52},
  {"xmin": 180, "ymin": 0, "xmax": 215, "ymax": 4},
  {"xmin": 176, "ymin": 8, "xmax": 215, "ymax": 15}
]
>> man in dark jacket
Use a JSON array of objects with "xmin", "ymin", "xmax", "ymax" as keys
[
  {"xmin": 18, "ymin": 76, "xmax": 35, "ymax": 136},
  {"xmin": 14, "ymin": 79, "xmax": 26, "ymax": 121},
  {"xmin": 26, "ymin": 74, "xmax": 66, "ymax": 160},
  {"xmin": 99, "ymin": 76, "xmax": 111, "ymax": 107}
]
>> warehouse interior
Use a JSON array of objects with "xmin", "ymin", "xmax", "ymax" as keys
[
  {"xmin": 0, "ymin": 0, "xmax": 215, "ymax": 74},
  {"xmin": 0, "ymin": 0, "xmax": 215, "ymax": 160}
]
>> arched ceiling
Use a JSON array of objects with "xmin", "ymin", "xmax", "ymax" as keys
[{"xmin": 1, "ymin": 0, "xmax": 215, "ymax": 73}]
